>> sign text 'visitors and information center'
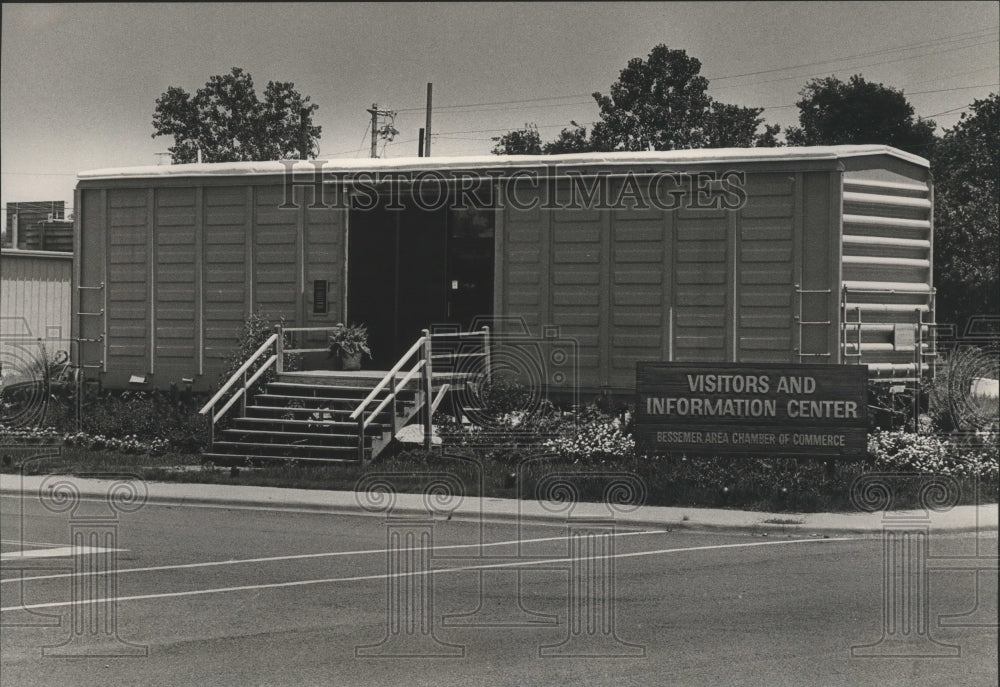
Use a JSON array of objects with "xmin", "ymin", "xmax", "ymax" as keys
[{"xmin": 635, "ymin": 363, "xmax": 869, "ymax": 457}]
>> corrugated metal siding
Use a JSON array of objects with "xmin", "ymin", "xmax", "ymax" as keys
[
  {"xmin": 840, "ymin": 174, "xmax": 934, "ymax": 375},
  {"xmin": 253, "ymin": 185, "xmax": 298, "ymax": 321},
  {"xmin": 202, "ymin": 186, "xmax": 250, "ymax": 368},
  {"xmin": 80, "ymin": 181, "xmax": 344, "ymax": 388},
  {"xmin": 155, "ymin": 188, "xmax": 197, "ymax": 372},
  {"xmin": 799, "ymin": 173, "xmax": 840, "ymax": 362},
  {"xmin": 77, "ymin": 189, "xmax": 106, "ymax": 375},
  {"xmin": 0, "ymin": 251, "xmax": 72, "ymax": 343},
  {"xmin": 736, "ymin": 175, "xmax": 796, "ymax": 361},
  {"xmin": 672, "ymin": 206, "xmax": 730, "ymax": 362},
  {"xmin": 497, "ymin": 172, "xmax": 837, "ymax": 390},
  {"xmin": 610, "ymin": 203, "xmax": 668, "ymax": 387},
  {"xmin": 304, "ymin": 194, "xmax": 344, "ymax": 324},
  {"xmin": 551, "ymin": 204, "xmax": 603, "ymax": 381},
  {"xmin": 500, "ymin": 194, "xmax": 546, "ymax": 333},
  {"xmin": 106, "ymin": 189, "xmax": 149, "ymax": 373}
]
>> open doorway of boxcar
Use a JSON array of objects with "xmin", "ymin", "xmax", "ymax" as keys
[{"xmin": 347, "ymin": 194, "xmax": 494, "ymax": 369}]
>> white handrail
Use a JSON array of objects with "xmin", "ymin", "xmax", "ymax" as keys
[
  {"xmin": 245, "ymin": 354, "xmax": 277, "ymax": 389},
  {"xmin": 430, "ymin": 383, "xmax": 450, "ymax": 413},
  {"xmin": 213, "ymin": 388, "xmax": 245, "ymax": 424},
  {"xmin": 281, "ymin": 326, "xmax": 343, "ymax": 333},
  {"xmin": 350, "ymin": 335, "xmax": 427, "ymax": 420},
  {"xmin": 363, "ymin": 360, "xmax": 425, "ymax": 429},
  {"xmin": 427, "ymin": 330, "xmax": 489, "ymax": 338},
  {"xmin": 199, "ymin": 333, "xmax": 277, "ymax": 415}
]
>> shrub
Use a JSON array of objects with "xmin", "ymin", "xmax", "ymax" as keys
[
  {"xmin": 77, "ymin": 388, "xmax": 208, "ymax": 452},
  {"xmin": 435, "ymin": 377, "xmax": 566, "ymax": 463},
  {"xmin": 543, "ymin": 404, "xmax": 635, "ymax": 461},
  {"xmin": 0, "ymin": 423, "xmax": 170, "ymax": 456},
  {"xmin": 867, "ymin": 428, "xmax": 998, "ymax": 478}
]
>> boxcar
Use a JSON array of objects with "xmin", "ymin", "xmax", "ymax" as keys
[{"xmin": 74, "ymin": 145, "xmax": 933, "ymax": 393}]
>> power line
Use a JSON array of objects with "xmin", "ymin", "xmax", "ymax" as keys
[
  {"xmin": 904, "ymin": 83, "xmax": 999, "ymax": 96},
  {"xmin": 752, "ymin": 82, "xmax": 998, "ymax": 112},
  {"xmin": 424, "ymin": 98, "xmax": 596, "ymax": 117},
  {"xmin": 925, "ymin": 105, "xmax": 972, "ymax": 118},
  {"xmin": 394, "ymin": 93, "xmax": 598, "ymax": 114},
  {"xmin": 710, "ymin": 37, "xmax": 999, "ymax": 92},
  {"xmin": 386, "ymin": 26, "xmax": 999, "ymax": 114},
  {"xmin": 707, "ymin": 27, "xmax": 998, "ymax": 82}
]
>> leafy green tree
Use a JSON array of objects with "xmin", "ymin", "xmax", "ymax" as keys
[
  {"xmin": 784, "ymin": 75, "xmax": 937, "ymax": 156},
  {"xmin": 491, "ymin": 123, "xmax": 543, "ymax": 155},
  {"xmin": 704, "ymin": 102, "xmax": 781, "ymax": 148},
  {"xmin": 492, "ymin": 45, "xmax": 779, "ymax": 155},
  {"xmin": 543, "ymin": 122, "xmax": 597, "ymax": 154},
  {"xmin": 590, "ymin": 45, "xmax": 714, "ymax": 151},
  {"xmin": 931, "ymin": 93, "xmax": 999, "ymax": 328},
  {"xmin": 152, "ymin": 67, "xmax": 321, "ymax": 163}
]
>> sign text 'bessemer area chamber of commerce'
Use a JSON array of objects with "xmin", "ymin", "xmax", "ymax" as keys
[{"xmin": 635, "ymin": 362, "xmax": 869, "ymax": 458}]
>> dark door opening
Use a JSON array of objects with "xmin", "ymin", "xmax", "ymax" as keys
[{"xmin": 348, "ymin": 196, "xmax": 494, "ymax": 369}]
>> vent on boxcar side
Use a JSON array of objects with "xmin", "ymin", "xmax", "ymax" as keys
[{"xmin": 840, "ymin": 178, "xmax": 934, "ymax": 380}]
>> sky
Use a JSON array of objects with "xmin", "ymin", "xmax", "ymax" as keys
[{"xmin": 1, "ymin": 1, "xmax": 998, "ymax": 215}]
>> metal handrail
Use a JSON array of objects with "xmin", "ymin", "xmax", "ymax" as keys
[
  {"xmin": 350, "ymin": 325, "xmax": 490, "ymax": 461},
  {"xmin": 363, "ymin": 360, "xmax": 425, "ymax": 429},
  {"xmin": 199, "ymin": 333, "xmax": 278, "ymax": 447},
  {"xmin": 351, "ymin": 332, "xmax": 429, "ymax": 462},
  {"xmin": 430, "ymin": 383, "xmax": 451, "ymax": 413},
  {"xmin": 350, "ymin": 335, "xmax": 428, "ymax": 421},
  {"xmin": 199, "ymin": 333, "xmax": 277, "ymax": 415}
]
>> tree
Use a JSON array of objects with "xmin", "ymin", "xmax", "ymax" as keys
[
  {"xmin": 543, "ymin": 122, "xmax": 597, "ymax": 154},
  {"xmin": 931, "ymin": 93, "xmax": 999, "ymax": 329},
  {"xmin": 704, "ymin": 102, "xmax": 781, "ymax": 148},
  {"xmin": 491, "ymin": 123, "xmax": 542, "ymax": 155},
  {"xmin": 591, "ymin": 46, "xmax": 713, "ymax": 151},
  {"xmin": 152, "ymin": 67, "xmax": 321, "ymax": 163},
  {"xmin": 492, "ymin": 121, "xmax": 598, "ymax": 155},
  {"xmin": 784, "ymin": 75, "xmax": 936, "ymax": 156},
  {"xmin": 492, "ymin": 45, "xmax": 779, "ymax": 155}
]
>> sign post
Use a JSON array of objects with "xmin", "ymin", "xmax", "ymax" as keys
[{"xmin": 635, "ymin": 362, "xmax": 868, "ymax": 458}]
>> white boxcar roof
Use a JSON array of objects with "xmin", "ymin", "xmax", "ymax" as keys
[{"xmin": 78, "ymin": 145, "xmax": 928, "ymax": 180}]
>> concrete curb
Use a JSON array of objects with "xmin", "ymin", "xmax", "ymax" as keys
[{"xmin": 2, "ymin": 473, "xmax": 996, "ymax": 536}]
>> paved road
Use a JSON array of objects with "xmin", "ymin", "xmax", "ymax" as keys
[{"xmin": 1, "ymin": 493, "xmax": 996, "ymax": 687}]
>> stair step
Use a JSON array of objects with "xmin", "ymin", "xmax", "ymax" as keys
[
  {"xmin": 254, "ymin": 393, "xmax": 413, "ymax": 407},
  {"xmin": 266, "ymin": 382, "xmax": 391, "ymax": 395},
  {"xmin": 201, "ymin": 452, "xmax": 361, "ymax": 465},
  {"xmin": 220, "ymin": 429, "xmax": 361, "ymax": 445},
  {"xmin": 211, "ymin": 441, "xmax": 367, "ymax": 455},
  {"xmin": 245, "ymin": 404, "xmax": 398, "ymax": 418},
  {"xmin": 232, "ymin": 416, "xmax": 390, "ymax": 430},
  {"xmin": 246, "ymin": 404, "xmax": 358, "ymax": 416}
]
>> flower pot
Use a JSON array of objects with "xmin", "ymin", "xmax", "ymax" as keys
[{"xmin": 341, "ymin": 352, "xmax": 362, "ymax": 371}]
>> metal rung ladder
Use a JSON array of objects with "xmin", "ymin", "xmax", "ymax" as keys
[{"xmin": 794, "ymin": 284, "xmax": 833, "ymax": 361}]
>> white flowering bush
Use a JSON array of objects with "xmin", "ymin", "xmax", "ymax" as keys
[
  {"xmin": 868, "ymin": 429, "xmax": 998, "ymax": 478},
  {"xmin": 543, "ymin": 405, "xmax": 635, "ymax": 461},
  {"xmin": 0, "ymin": 424, "xmax": 169, "ymax": 456}
]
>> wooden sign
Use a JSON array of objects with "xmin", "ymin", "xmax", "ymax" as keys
[{"xmin": 635, "ymin": 362, "xmax": 868, "ymax": 457}]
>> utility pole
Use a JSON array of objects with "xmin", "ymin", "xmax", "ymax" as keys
[
  {"xmin": 367, "ymin": 104, "xmax": 379, "ymax": 158},
  {"xmin": 424, "ymin": 83, "xmax": 433, "ymax": 157},
  {"xmin": 366, "ymin": 104, "xmax": 399, "ymax": 158},
  {"xmin": 418, "ymin": 129, "xmax": 425, "ymax": 157}
]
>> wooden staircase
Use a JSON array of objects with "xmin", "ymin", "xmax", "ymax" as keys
[{"xmin": 199, "ymin": 326, "xmax": 489, "ymax": 465}]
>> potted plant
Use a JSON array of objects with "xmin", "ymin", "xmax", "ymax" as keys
[{"xmin": 328, "ymin": 323, "xmax": 371, "ymax": 371}]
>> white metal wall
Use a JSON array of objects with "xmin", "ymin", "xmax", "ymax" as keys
[{"xmin": 1, "ymin": 249, "xmax": 73, "ymax": 344}]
